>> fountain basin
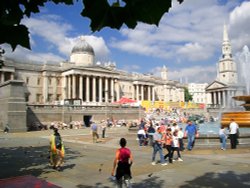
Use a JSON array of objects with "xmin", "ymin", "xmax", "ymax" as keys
[{"xmin": 221, "ymin": 111, "xmax": 250, "ymax": 127}]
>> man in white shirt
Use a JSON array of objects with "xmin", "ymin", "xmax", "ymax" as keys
[{"xmin": 229, "ymin": 119, "xmax": 239, "ymax": 149}]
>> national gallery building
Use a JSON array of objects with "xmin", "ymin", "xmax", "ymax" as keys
[{"xmin": 0, "ymin": 38, "xmax": 185, "ymax": 107}]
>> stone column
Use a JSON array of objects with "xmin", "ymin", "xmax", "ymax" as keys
[
  {"xmin": 222, "ymin": 91, "xmax": 226, "ymax": 107},
  {"xmin": 79, "ymin": 75, "xmax": 83, "ymax": 100},
  {"xmin": 218, "ymin": 91, "xmax": 221, "ymax": 105},
  {"xmin": 62, "ymin": 76, "xmax": 67, "ymax": 100},
  {"xmin": 43, "ymin": 75, "xmax": 48, "ymax": 103},
  {"xmin": 116, "ymin": 80, "xmax": 120, "ymax": 101},
  {"xmin": 99, "ymin": 77, "xmax": 102, "ymax": 103},
  {"xmin": 213, "ymin": 92, "xmax": 217, "ymax": 106},
  {"xmin": 105, "ymin": 77, "xmax": 108, "ymax": 103},
  {"xmin": 72, "ymin": 74, "xmax": 76, "ymax": 99},
  {"xmin": 148, "ymin": 86, "xmax": 151, "ymax": 101},
  {"xmin": 1, "ymin": 72, "xmax": 4, "ymax": 82},
  {"xmin": 68, "ymin": 75, "xmax": 71, "ymax": 99},
  {"xmin": 136, "ymin": 84, "xmax": 139, "ymax": 101},
  {"xmin": 86, "ymin": 76, "xmax": 90, "ymax": 102},
  {"xmin": 92, "ymin": 76, "xmax": 96, "ymax": 102},
  {"xmin": 132, "ymin": 85, "xmax": 135, "ymax": 100},
  {"xmin": 111, "ymin": 78, "xmax": 114, "ymax": 103},
  {"xmin": 141, "ymin": 85, "xmax": 144, "ymax": 101},
  {"xmin": 152, "ymin": 87, "xmax": 155, "ymax": 102},
  {"xmin": 11, "ymin": 73, "xmax": 14, "ymax": 80}
]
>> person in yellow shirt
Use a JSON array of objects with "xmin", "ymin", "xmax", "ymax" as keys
[{"xmin": 50, "ymin": 125, "xmax": 65, "ymax": 170}]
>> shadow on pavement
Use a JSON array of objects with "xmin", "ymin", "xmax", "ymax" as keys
[
  {"xmin": 0, "ymin": 146, "xmax": 81, "ymax": 179},
  {"xmin": 179, "ymin": 171, "xmax": 250, "ymax": 188}
]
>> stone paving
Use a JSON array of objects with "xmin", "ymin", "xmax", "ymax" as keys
[{"xmin": 0, "ymin": 127, "xmax": 250, "ymax": 188}]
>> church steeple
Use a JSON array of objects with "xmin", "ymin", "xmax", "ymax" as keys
[
  {"xmin": 222, "ymin": 24, "xmax": 232, "ymax": 59},
  {"xmin": 217, "ymin": 24, "xmax": 238, "ymax": 84}
]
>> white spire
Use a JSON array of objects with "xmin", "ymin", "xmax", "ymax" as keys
[{"xmin": 223, "ymin": 24, "xmax": 229, "ymax": 42}]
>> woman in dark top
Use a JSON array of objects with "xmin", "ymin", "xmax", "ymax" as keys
[{"xmin": 111, "ymin": 138, "xmax": 133, "ymax": 187}]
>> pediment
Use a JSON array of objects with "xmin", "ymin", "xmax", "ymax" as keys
[{"xmin": 206, "ymin": 80, "xmax": 227, "ymax": 90}]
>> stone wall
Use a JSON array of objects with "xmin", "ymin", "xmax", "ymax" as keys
[
  {"xmin": 0, "ymin": 80, "xmax": 27, "ymax": 132},
  {"xmin": 27, "ymin": 105, "xmax": 144, "ymax": 129}
]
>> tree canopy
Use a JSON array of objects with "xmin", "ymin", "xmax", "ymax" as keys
[
  {"xmin": 184, "ymin": 87, "xmax": 193, "ymax": 102},
  {"xmin": 0, "ymin": 0, "xmax": 183, "ymax": 51}
]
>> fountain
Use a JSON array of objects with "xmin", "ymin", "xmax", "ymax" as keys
[{"xmin": 221, "ymin": 45, "xmax": 250, "ymax": 128}]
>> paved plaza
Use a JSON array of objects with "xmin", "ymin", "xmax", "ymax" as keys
[{"xmin": 0, "ymin": 127, "xmax": 250, "ymax": 188}]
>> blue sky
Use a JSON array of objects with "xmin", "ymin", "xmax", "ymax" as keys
[{"xmin": 3, "ymin": 0, "xmax": 250, "ymax": 83}]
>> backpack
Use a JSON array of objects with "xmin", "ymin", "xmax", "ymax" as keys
[{"xmin": 55, "ymin": 134, "xmax": 62, "ymax": 149}]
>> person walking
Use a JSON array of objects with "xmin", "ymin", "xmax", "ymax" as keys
[
  {"xmin": 111, "ymin": 138, "xmax": 133, "ymax": 188},
  {"xmin": 163, "ymin": 128, "xmax": 172, "ymax": 162},
  {"xmin": 101, "ymin": 120, "xmax": 107, "ymax": 138},
  {"xmin": 151, "ymin": 127, "xmax": 168, "ymax": 166},
  {"xmin": 90, "ymin": 121, "xmax": 99, "ymax": 143},
  {"xmin": 147, "ymin": 121, "xmax": 155, "ymax": 147},
  {"xmin": 137, "ymin": 127, "xmax": 146, "ymax": 146},
  {"xmin": 219, "ymin": 126, "xmax": 227, "ymax": 150},
  {"xmin": 50, "ymin": 126, "xmax": 65, "ymax": 170},
  {"xmin": 178, "ymin": 127, "xmax": 185, "ymax": 151},
  {"xmin": 184, "ymin": 120, "xmax": 197, "ymax": 151},
  {"xmin": 229, "ymin": 119, "xmax": 239, "ymax": 149},
  {"xmin": 169, "ymin": 130, "xmax": 183, "ymax": 162}
]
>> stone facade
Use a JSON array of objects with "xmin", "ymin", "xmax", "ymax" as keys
[
  {"xmin": 188, "ymin": 83, "xmax": 209, "ymax": 104},
  {"xmin": 0, "ymin": 37, "xmax": 185, "ymax": 106},
  {"xmin": 0, "ymin": 80, "xmax": 26, "ymax": 132}
]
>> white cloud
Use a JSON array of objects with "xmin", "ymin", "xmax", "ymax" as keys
[
  {"xmin": 121, "ymin": 64, "xmax": 141, "ymax": 72},
  {"xmin": 151, "ymin": 65, "xmax": 216, "ymax": 83},
  {"xmin": 229, "ymin": 1, "xmax": 250, "ymax": 52},
  {"xmin": 110, "ymin": 0, "xmax": 232, "ymax": 64},
  {"xmin": 170, "ymin": 65, "xmax": 216, "ymax": 83},
  {"xmin": 5, "ymin": 15, "xmax": 110, "ymax": 63}
]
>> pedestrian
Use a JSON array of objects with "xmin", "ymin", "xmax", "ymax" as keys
[
  {"xmin": 50, "ymin": 125, "xmax": 65, "ymax": 170},
  {"xmin": 178, "ymin": 127, "xmax": 185, "ymax": 151},
  {"xmin": 151, "ymin": 127, "xmax": 168, "ymax": 166},
  {"xmin": 219, "ymin": 126, "xmax": 227, "ymax": 150},
  {"xmin": 229, "ymin": 119, "xmax": 239, "ymax": 149},
  {"xmin": 163, "ymin": 128, "xmax": 172, "ymax": 162},
  {"xmin": 184, "ymin": 120, "xmax": 198, "ymax": 151},
  {"xmin": 111, "ymin": 138, "xmax": 133, "ymax": 188},
  {"xmin": 90, "ymin": 121, "xmax": 99, "ymax": 143},
  {"xmin": 137, "ymin": 127, "xmax": 146, "ymax": 146},
  {"xmin": 147, "ymin": 121, "xmax": 155, "ymax": 146},
  {"xmin": 169, "ymin": 130, "xmax": 183, "ymax": 162},
  {"xmin": 101, "ymin": 120, "xmax": 107, "ymax": 138},
  {"xmin": 4, "ymin": 123, "xmax": 10, "ymax": 133}
]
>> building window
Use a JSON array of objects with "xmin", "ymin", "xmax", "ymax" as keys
[
  {"xmin": 48, "ymin": 94, "xmax": 53, "ymax": 102},
  {"xmin": 48, "ymin": 77, "xmax": 52, "ymax": 85},
  {"xmin": 37, "ymin": 78, "xmax": 41, "ymax": 85},
  {"xmin": 56, "ymin": 94, "xmax": 61, "ymax": 101},
  {"xmin": 26, "ymin": 77, "xmax": 29, "ymax": 84},
  {"xmin": 56, "ymin": 78, "xmax": 60, "ymax": 85},
  {"xmin": 36, "ymin": 94, "xmax": 41, "ymax": 103}
]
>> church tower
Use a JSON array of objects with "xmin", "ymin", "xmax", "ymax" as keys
[
  {"xmin": 161, "ymin": 65, "xmax": 168, "ymax": 81},
  {"xmin": 217, "ymin": 24, "xmax": 238, "ymax": 84}
]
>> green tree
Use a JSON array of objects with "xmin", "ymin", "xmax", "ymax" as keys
[
  {"xmin": 0, "ymin": 0, "xmax": 184, "ymax": 51},
  {"xmin": 184, "ymin": 87, "xmax": 193, "ymax": 102}
]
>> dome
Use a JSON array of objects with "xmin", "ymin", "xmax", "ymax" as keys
[{"xmin": 71, "ymin": 37, "xmax": 95, "ymax": 55}]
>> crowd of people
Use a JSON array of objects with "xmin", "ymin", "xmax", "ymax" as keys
[{"xmin": 47, "ymin": 109, "xmax": 240, "ymax": 187}]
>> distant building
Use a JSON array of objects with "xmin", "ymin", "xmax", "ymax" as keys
[
  {"xmin": 188, "ymin": 83, "xmax": 208, "ymax": 104},
  {"xmin": 0, "ymin": 37, "xmax": 185, "ymax": 106},
  {"xmin": 206, "ymin": 25, "xmax": 245, "ymax": 109}
]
